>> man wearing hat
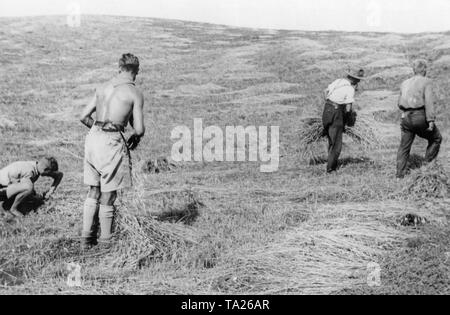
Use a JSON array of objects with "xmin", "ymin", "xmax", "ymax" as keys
[
  {"xmin": 322, "ymin": 67, "xmax": 365, "ymax": 173},
  {"xmin": 396, "ymin": 59, "xmax": 442, "ymax": 178}
]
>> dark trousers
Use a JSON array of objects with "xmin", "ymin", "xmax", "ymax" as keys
[
  {"xmin": 397, "ymin": 110, "xmax": 442, "ymax": 178},
  {"xmin": 323, "ymin": 101, "xmax": 345, "ymax": 173},
  {"xmin": 0, "ymin": 185, "xmax": 7, "ymax": 202}
]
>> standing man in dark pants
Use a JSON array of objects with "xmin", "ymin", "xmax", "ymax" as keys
[
  {"xmin": 322, "ymin": 68, "xmax": 365, "ymax": 173},
  {"xmin": 396, "ymin": 59, "xmax": 442, "ymax": 178}
]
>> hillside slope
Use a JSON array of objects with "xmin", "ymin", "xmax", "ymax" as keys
[{"xmin": 0, "ymin": 16, "xmax": 449, "ymax": 294}]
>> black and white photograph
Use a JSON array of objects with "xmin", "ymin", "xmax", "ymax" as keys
[{"xmin": 0, "ymin": 0, "xmax": 449, "ymax": 299}]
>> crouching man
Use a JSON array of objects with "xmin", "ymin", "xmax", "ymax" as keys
[
  {"xmin": 396, "ymin": 59, "xmax": 443, "ymax": 178},
  {"xmin": 0, "ymin": 158, "xmax": 63, "ymax": 217},
  {"xmin": 80, "ymin": 53, "xmax": 145, "ymax": 249}
]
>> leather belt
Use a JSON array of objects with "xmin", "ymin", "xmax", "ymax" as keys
[
  {"xmin": 94, "ymin": 121, "xmax": 125, "ymax": 133},
  {"xmin": 326, "ymin": 100, "xmax": 346, "ymax": 110},
  {"xmin": 399, "ymin": 106, "xmax": 425, "ymax": 112}
]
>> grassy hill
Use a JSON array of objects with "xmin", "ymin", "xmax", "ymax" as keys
[{"xmin": 0, "ymin": 15, "xmax": 449, "ymax": 294}]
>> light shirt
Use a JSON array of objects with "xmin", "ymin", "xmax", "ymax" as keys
[
  {"xmin": 399, "ymin": 75, "xmax": 436, "ymax": 121},
  {"xmin": 0, "ymin": 161, "xmax": 40, "ymax": 186},
  {"xmin": 326, "ymin": 78, "xmax": 356, "ymax": 105}
]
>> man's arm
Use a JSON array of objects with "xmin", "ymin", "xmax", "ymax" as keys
[
  {"xmin": 80, "ymin": 92, "xmax": 97, "ymax": 129},
  {"xmin": 424, "ymin": 83, "xmax": 436, "ymax": 123},
  {"xmin": 345, "ymin": 87, "xmax": 356, "ymax": 112},
  {"xmin": 323, "ymin": 88, "xmax": 329, "ymax": 101},
  {"xmin": 132, "ymin": 91, "xmax": 145, "ymax": 137},
  {"xmin": 42, "ymin": 171, "xmax": 64, "ymax": 199},
  {"xmin": 127, "ymin": 91, "xmax": 145, "ymax": 151}
]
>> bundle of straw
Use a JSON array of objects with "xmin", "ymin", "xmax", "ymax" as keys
[
  {"xmin": 103, "ymin": 173, "xmax": 199, "ymax": 270},
  {"xmin": 398, "ymin": 162, "xmax": 449, "ymax": 199},
  {"xmin": 106, "ymin": 202, "xmax": 198, "ymax": 270},
  {"xmin": 298, "ymin": 117, "xmax": 327, "ymax": 164},
  {"xmin": 344, "ymin": 115, "xmax": 384, "ymax": 148},
  {"xmin": 298, "ymin": 114, "xmax": 383, "ymax": 162},
  {"xmin": 202, "ymin": 218, "xmax": 409, "ymax": 295}
]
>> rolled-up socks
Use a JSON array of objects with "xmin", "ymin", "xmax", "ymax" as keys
[
  {"xmin": 99, "ymin": 205, "xmax": 115, "ymax": 241},
  {"xmin": 82, "ymin": 198, "xmax": 99, "ymax": 239}
]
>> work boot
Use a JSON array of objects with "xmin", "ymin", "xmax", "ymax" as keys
[{"xmin": 80, "ymin": 237, "xmax": 98, "ymax": 251}]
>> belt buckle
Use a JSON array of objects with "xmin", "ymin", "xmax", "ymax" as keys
[{"xmin": 103, "ymin": 124, "xmax": 116, "ymax": 132}]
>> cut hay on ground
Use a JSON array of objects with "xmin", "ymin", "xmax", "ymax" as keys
[
  {"xmin": 285, "ymin": 38, "xmax": 326, "ymax": 52},
  {"xmin": 298, "ymin": 115, "xmax": 384, "ymax": 163},
  {"xmin": 105, "ymin": 199, "xmax": 198, "ymax": 270},
  {"xmin": 369, "ymin": 67, "xmax": 413, "ymax": 81},
  {"xmin": 366, "ymin": 58, "xmax": 408, "ymax": 69},
  {"xmin": 0, "ymin": 116, "xmax": 17, "ymax": 129},
  {"xmin": 306, "ymin": 60, "xmax": 345, "ymax": 72},
  {"xmin": 231, "ymin": 82, "xmax": 300, "ymax": 97},
  {"xmin": 201, "ymin": 201, "xmax": 422, "ymax": 295},
  {"xmin": 176, "ymin": 83, "xmax": 228, "ymax": 95},
  {"xmin": 334, "ymin": 47, "xmax": 367, "ymax": 57},
  {"xmin": 433, "ymin": 42, "xmax": 450, "ymax": 51},
  {"xmin": 103, "ymin": 175, "xmax": 199, "ymax": 270},
  {"xmin": 299, "ymin": 50, "xmax": 333, "ymax": 59},
  {"xmin": 433, "ymin": 55, "xmax": 450, "ymax": 68},
  {"xmin": 397, "ymin": 163, "xmax": 449, "ymax": 200}
]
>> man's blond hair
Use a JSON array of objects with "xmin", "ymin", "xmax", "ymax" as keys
[
  {"xmin": 40, "ymin": 157, "xmax": 59, "ymax": 173},
  {"xmin": 119, "ymin": 53, "xmax": 140, "ymax": 75},
  {"xmin": 413, "ymin": 59, "xmax": 428, "ymax": 75}
]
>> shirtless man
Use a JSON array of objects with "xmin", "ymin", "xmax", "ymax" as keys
[
  {"xmin": 80, "ymin": 53, "xmax": 145, "ymax": 248},
  {"xmin": 0, "ymin": 157, "xmax": 63, "ymax": 218}
]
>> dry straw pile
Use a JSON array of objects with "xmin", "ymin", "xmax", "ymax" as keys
[
  {"xmin": 398, "ymin": 162, "xmax": 449, "ymax": 200},
  {"xmin": 106, "ymin": 204, "xmax": 197, "ymax": 269},
  {"xmin": 299, "ymin": 114, "xmax": 384, "ymax": 163},
  {"xmin": 201, "ymin": 202, "xmax": 416, "ymax": 295},
  {"xmin": 103, "ymin": 175, "xmax": 199, "ymax": 270}
]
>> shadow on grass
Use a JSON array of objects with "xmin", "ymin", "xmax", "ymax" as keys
[
  {"xmin": 407, "ymin": 154, "xmax": 426, "ymax": 171},
  {"xmin": 156, "ymin": 200, "xmax": 203, "ymax": 225},
  {"xmin": 1, "ymin": 195, "xmax": 45, "ymax": 216},
  {"xmin": 309, "ymin": 156, "xmax": 372, "ymax": 167},
  {"xmin": 310, "ymin": 154, "xmax": 424, "ymax": 171}
]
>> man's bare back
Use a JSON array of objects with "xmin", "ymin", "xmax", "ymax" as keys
[
  {"xmin": 95, "ymin": 78, "xmax": 143, "ymax": 127},
  {"xmin": 81, "ymin": 76, "xmax": 145, "ymax": 134},
  {"xmin": 80, "ymin": 53, "xmax": 145, "ymax": 248}
]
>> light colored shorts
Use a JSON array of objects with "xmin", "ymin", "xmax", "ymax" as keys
[{"xmin": 84, "ymin": 126, "xmax": 131, "ymax": 192}]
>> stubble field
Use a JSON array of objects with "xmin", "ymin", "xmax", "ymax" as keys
[{"xmin": 0, "ymin": 16, "xmax": 449, "ymax": 295}]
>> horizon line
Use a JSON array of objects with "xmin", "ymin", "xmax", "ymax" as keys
[{"xmin": 0, "ymin": 13, "xmax": 448, "ymax": 35}]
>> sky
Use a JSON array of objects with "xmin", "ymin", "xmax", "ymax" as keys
[{"xmin": 0, "ymin": 0, "xmax": 450, "ymax": 33}]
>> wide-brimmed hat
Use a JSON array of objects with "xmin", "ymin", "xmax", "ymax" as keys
[{"xmin": 345, "ymin": 67, "xmax": 365, "ymax": 81}]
